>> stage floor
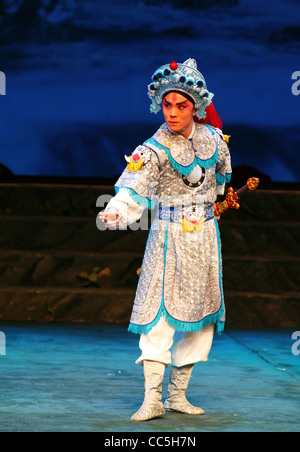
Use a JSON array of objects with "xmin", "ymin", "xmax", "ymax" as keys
[{"xmin": 0, "ymin": 323, "xmax": 299, "ymax": 432}]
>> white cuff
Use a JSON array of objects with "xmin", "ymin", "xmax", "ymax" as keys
[{"xmin": 105, "ymin": 189, "xmax": 145, "ymax": 227}]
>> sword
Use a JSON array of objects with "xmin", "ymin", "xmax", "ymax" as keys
[
  {"xmin": 214, "ymin": 177, "xmax": 260, "ymax": 216},
  {"xmin": 136, "ymin": 177, "xmax": 260, "ymax": 277}
]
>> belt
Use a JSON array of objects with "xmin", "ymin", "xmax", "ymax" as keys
[{"xmin": 157, "ymin": 204, "xmax": 215, "ymax": 223}]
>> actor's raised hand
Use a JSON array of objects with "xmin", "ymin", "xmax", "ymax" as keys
[{"xmin": 99, "ymin": 210, "xmax": 121, "ymax": 229}]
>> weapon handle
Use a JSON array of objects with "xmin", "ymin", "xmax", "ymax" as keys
[
  {"xmin": 214, "ymin": 177, "xmax": 259, "ymax": 216},
  {"xmin": 235, "ymin": 184, "xmax": 248, "ymax": 197}
]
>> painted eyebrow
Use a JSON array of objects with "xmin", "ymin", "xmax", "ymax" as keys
[{"xmin": 163, "ymin": 100, "xmax": 190, "ymax": 106}]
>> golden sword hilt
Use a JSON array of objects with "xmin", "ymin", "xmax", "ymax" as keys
[{"xmin": 214, "ymin": 177, "xmax": 260, "ymax": 216}]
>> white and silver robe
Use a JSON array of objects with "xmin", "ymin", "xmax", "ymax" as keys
[{"xmin": 105, "ymin": 122, "xmax": 232, "ymax": 334}]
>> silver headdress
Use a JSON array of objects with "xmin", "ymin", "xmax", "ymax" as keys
[{"xmin": 148, "ymin": 58, "xmax": 214, "ymax": 120}]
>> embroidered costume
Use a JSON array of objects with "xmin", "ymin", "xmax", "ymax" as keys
[
  {"xmin": 114, "ymin": 121, "xmax": 231, "ymax": 335},
  {"xmin": 102, "ymin": 59, "xmax": 232, "ymax": 421}
]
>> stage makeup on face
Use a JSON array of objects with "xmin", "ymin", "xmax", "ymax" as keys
[{"xmin": 162, "ymin": 92, "xmax": 196, "ymax": 138}]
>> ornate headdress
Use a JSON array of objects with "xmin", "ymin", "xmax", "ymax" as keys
[{"xmin": 148, "ymin": 58, "xmax": 214, "ymax": 120}]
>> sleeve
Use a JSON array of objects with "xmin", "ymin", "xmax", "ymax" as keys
[
  {"xmin": 215, "ymin": 133, "xmax": 232, "ymax": 195},
  {"xmin": 104, "ymin": 145, "xmax": 160, "ymax": 227}
]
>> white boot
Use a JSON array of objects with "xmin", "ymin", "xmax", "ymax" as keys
[
  {"xmin": 131, "ymin": 360, "xmax": 166, "ymax": 422},
  {"xmin": 164, "ymin": 364, "xmax": 205, "ymax": 415}
]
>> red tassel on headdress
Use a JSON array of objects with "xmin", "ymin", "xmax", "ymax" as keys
[{"xmin": 195, "ymin": 102, "xmax": 223, "ymax": 130}]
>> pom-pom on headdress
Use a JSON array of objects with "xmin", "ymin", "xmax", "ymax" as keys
[{"xmin": 148, "ymin": 58, "xmax": 214, "ymax": 121}]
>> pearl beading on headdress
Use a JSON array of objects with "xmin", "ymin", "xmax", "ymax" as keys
[{"xmin": 148, "ymin": 58, "xmax": 214, "ymax": 120}]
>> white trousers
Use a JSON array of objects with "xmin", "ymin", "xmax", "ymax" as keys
[{"xmin": 136, "ymin": 317, "xmax": 214, "ymax": 368}]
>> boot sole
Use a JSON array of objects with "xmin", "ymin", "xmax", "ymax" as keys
[
  {"xmin": 131, "ymin": 408, "xmax": 165, "ymax": 422},
  {"xmin": 164, "ymin": 405, "xmax": 205, "ymax": 416}
]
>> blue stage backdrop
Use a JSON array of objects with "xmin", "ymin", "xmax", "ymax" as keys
[{"xmin": 0, "ymin": 0, "xmax": 299, "ymax": 182}]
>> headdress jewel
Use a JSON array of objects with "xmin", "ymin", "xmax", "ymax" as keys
[{"xmin": 148, "ymin": 58, "xmax": 214, "ymax": 120}]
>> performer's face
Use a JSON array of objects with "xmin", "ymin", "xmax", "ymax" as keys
[{"xmin": 162, "ymin": 92, "xmax": 196, "ymax": 138}]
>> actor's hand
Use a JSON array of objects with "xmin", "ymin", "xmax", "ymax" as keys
[{"xmin": 99, "ymin": 210, "xmax": 121, "ymax": 229}]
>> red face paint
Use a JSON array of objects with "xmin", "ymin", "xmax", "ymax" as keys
[{"xmin": 162, "ymin": 92, "xmax": 196, "ymax": 139}]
